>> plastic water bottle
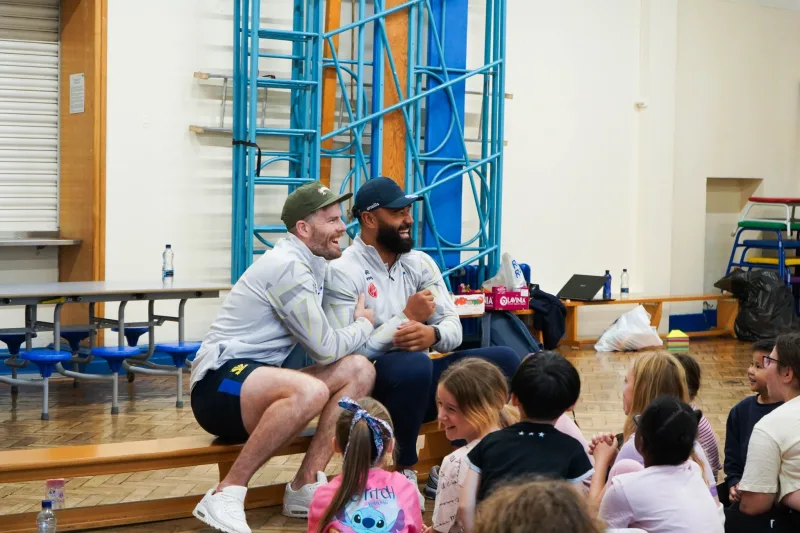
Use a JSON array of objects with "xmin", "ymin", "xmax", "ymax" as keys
[
  {"xmin": 621, "ymin": 269, "xmax": 630, "ymax": 299},
  {"xmin": 603, "ymin": 270, "xmax": 612, "ymax": 300},
  {"xmin": 36, "ymin": 500, "xmax": 57, "ymax": 532},
  {"xmin": 162, "ymin": 245, "xmax": 174, "ymax": 279}
]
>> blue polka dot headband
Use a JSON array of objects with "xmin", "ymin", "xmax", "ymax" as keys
[{"xmin": 338, "ymin": 397, "xmax": 394, "ymax": 465}]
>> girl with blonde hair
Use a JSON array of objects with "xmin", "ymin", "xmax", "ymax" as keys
[
  {"xmin": 429, "ymin": 358, "xmax": 518, "ymax": 533},
  {"xmin": 588, "ymin": 351, "xmax": 719, "ymax": 504}
]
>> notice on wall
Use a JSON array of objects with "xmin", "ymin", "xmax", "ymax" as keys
[{"xmin": 69, "ymin": 73, "xmax": 85, "ymax": 114}]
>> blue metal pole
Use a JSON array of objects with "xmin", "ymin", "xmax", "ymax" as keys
[{"xmin": 245, "ymin": 0, "xmax": 261, "ymax": 264}]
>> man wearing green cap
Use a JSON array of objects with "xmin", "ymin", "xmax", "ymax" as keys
[{"xmin": 190, "ymin": 182, "xmax": 375, "ymax": 532}]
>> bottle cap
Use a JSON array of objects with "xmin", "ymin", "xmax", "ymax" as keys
[
  {"xmin": 605, "ymin": 270, "xmax": 610, "ymax": 274},
  {"xmin": 623, "ymin": 268, "xmax": 628, "ymax": 272},
  {"xmin": 166, "ymin": 244, "xmax": 172, "ymax": 248},
  {"xmin": 41, "ymin": 500, "xmax": 52, "ymax": 508}
]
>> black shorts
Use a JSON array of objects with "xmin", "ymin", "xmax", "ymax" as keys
[{"xmin": 191, "ymin": 358, "xmax": 272, "ymax": 443}]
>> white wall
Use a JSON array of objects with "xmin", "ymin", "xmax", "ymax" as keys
[
  {"xmin": 0, "ymin": 247, "xmax": 57, "ymax": 347},
  {"xmin": 671, "ymin": 0, "xmax": 800, "ymax": 309},
  {"xmin": 97, "ymin": 0, "xmax": 800, "ymax": 342}
]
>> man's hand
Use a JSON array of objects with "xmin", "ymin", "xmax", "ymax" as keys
[
  {"xmin": 404, "ymin": 290, "xmax": 435, "ymax": 322},
  {"xmin": 729, "ymin": 483, "xmax": 740, "ymax": 503},
  {"xmin": 354, "ymin": 293, "xmax": 374, "ymax": 325},
  {"xmin": 393, "ymin": 321, "xmax": 436, "ymax": 351}
]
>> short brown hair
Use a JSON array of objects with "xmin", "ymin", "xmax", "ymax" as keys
[
  {"xmin": 474, "ymin": 479, "xmax": 602, "ymax": 533},
  {"xmin": 673, "ymin": 353, "xmax": 702, "ymax": 399},
  {"xmin": 775, "ymin": 333, "xmax": 800, "ymax": 388}
]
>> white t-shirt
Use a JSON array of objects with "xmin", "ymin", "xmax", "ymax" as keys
[
  {"xmin": 599, "ymin": 462, "xmax": 723, "ymax": 533},
  {"xmin": 432, "ymin": 439, "xmax": 479, "ymax": 532},
  {"xmin": 739, "ymin": 394, "xmax": 800, "ymax": 502}
]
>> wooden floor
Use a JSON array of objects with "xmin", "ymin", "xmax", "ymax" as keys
[{"xmin": 0, "ymin": 339, "xmax": 754, "ymax": 532}]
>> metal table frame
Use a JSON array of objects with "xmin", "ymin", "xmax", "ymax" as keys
[{"xmin": 0, "ymin": 282, "xmax": 228, "ymax": 419}]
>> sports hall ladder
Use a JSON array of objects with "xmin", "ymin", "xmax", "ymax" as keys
[{"xmin": 231, "ymin": 0, "xmax": 324, "ymax": 281}]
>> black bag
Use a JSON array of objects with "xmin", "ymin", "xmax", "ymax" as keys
[
  {"xmin": 528, "ymin": 287, "xmax": 567, "ymax": 349},
  {"xmin": 714, "ymin": 269, "xmax": 799, "ymax": 341}
]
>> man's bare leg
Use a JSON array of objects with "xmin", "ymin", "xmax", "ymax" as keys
[
  {"xmin": 217, "ymin": 366, "xmax": 329, "ymax": 490},
  {"xmin": 290, "ymin": 354, "xmax": 375, "ymax": 489}
]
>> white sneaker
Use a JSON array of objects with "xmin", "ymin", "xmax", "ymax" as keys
[
  {"xmin": 193, "ymin": 485, "xmax": 251, "ymax": 533},
  {"xmin": 283, "ymin": 471, "xmax": 327, "ymax": 518},
  {"xmin": 401, "ymin": 469, "xmax": 426, "ymax": 512}
]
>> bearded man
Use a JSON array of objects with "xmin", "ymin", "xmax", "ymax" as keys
[
  {"xmin": 323, "ymin": 177, "xmax": 520, "ymax": 507},
  {"xmin": 190, "ymin": 181, "xmax": 376, "ymax": 533}
]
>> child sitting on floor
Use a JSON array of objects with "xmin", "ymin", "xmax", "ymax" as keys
[
  {"xmin": 674, "ymin": 353, "xmax": 722, "ymax": 478},
  {"xmin": 474, "ymin": 479, "xmax": 611, "ymax": 533},
  {"xmin": 723, "ymin": 339, "xmax": 783, "ymax": 505},
  {"xmin": 594, "ymin": 396, "xmax": 724, "ymax": 533},
  {"xmin": 457, "ymin": 352, "xmax": 595, "ymax": 533},
  {"xmin": 308, "ymin": 397, "xmax": 423, "ymax": 533},
  {"xmin": 429, "ymin": 358, "xmax": 518, "ymax": 533}
]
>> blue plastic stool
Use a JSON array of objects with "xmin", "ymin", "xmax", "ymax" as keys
[
  {"xmin": 110, "ymin": 327, "xmax": 149, "ymax": 348},
  {"xmin": 0, "ymin": 333, "xmax": 37, "ymax": 394},
  {"xmin": 90, "ymin": 345, "xmax": 140, "ymax": 414},
  {"xmin": 20, "ymin": 350, "xmax": 73, "ymax": 420},
  {"xmin": 60, "ymin": 330, "xmax": 91, "ymax": 388},
  {"xmin": 155, "ymin": 342, "xmax": 201, "ymax": 408},
  {"xmin": 110, "ymin": 327, "xmax": 149, "ymax": 383}
]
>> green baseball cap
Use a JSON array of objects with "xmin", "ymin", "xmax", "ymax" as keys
[{"xmin": 281, "ymin": 181, "xmax": 352, "ymax": 230}]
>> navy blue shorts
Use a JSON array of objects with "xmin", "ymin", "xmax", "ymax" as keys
[{"xmin": 190, "ymin": 358, "xmax": 271, "ymax": 443}]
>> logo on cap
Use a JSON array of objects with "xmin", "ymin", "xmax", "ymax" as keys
[{"xmin": 318, "ymin": 186, "xmax": 330, "ymax": 195}]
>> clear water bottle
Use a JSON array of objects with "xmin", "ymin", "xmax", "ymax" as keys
[
  {"xmin": 621, "ymin": 269, "xmax": 630, "ymax": 299},
  {"xmin": 162, "ymin": 244, "xmax": 174, "ymax": 279},
  {"xmin": 36, "ymin": 500, "xmax": 57, "ymax": 532},
  {"xmin": 603, "ymin": 270, "xmax": 612, "ymax": 300}
]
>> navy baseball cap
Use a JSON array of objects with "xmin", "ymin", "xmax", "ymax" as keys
[{"xmin": 352, "ymin": 177, "xmax": 422, "ymax": 216}]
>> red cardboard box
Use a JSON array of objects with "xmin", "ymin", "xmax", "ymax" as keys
[{"xmin": 459, "ymin": 286, "xmax": 529, "ymax": 312}]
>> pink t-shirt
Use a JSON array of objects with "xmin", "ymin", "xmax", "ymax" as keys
[
  {"xmin": 599, "ymin": 462, "xmax": 723, "ymax": 533},
  {"xmin": 308, "ymin": 469, "xmax": 423, "ymax": 533}
]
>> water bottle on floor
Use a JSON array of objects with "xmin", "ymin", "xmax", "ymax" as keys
[
  {"xmin": 162, "ymin": 245, "xmax": 174, "ymax": 279},
  {"xmin": 36, "ymin": 500, "xmax": 57, "ymax": 532},
  {"xmin": 603, "ymin": 270, "xmax": 612, "ymax": 300},
  {"xmin": 621, "ymin": 269, "xmax": 630, "ymax": 299}
]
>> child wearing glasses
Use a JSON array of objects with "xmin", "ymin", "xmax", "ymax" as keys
[{"xmin": 722, "ymin": 340, "xmax": 783, "ymax": 505}]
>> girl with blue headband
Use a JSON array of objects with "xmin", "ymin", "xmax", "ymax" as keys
[{"xmin": 309, "ymin": 397, "xmax": 423, "ymax": 533}]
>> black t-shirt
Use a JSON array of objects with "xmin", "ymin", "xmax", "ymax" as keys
[{"xmin": 465, "ymin": 421, "xmax": 594, "ymax": 501}]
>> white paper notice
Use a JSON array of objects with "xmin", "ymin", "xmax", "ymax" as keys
[{"xmin": 69, "ymin": 73, "xmax": 85, "ymax": 114}]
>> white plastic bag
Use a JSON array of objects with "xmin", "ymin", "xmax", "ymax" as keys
[
  {"xmin": 482, "ymin": 253, "xmax": 526, "ymax": 290},
  {"xmin": 594, "ymin": 305, "xmax": 663, "ymax": 352}
]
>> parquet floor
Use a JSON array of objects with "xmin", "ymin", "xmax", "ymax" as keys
[{"xmin": 0, "ymin": 339, "xmax": 754, "ymax": 532}]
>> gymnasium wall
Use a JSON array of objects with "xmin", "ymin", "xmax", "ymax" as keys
[{"xmin": 31, "ymin": 0, "xmax": 796, "ymax": 343}]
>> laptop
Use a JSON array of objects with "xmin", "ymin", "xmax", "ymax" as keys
[{"xmin": 556, "ymin": 274, "xmax": 611, "ymax": 302}]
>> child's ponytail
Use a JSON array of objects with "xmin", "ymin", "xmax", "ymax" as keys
[{"xmin": 317, "ymin": 397, "xmax": 394, "ymax": 533}]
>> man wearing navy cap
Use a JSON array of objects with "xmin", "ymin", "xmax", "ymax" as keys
[{"xmin": 323, "ymin": 177, "xmax": 520, "ymax": 507}]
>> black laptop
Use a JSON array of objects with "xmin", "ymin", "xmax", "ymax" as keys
[{"xmin": 556, "ymin": 274, "xmax": 610, "ymax": 302}]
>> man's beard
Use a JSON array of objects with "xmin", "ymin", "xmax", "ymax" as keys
[
  {"xmin": 376, "ymin": 221, "xmax": 414, "ymax": 254},
  {"xmin": 306, "ymin": 226, "xmax": 342, "ymax": 260}
]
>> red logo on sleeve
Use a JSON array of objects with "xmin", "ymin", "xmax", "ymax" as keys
[{"xmin": 368, "ymin": 282, "xmax": 378, "ymax": 298}]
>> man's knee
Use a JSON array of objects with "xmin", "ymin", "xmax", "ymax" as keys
[
  {"xmin": 374, "ymin": 351, "xmax": 433, "ymax": 388},
  {"xmin": 296, "ymin": 375, "xmax": 329, "ymax": 413},
  {"xmin": 340, "ymin": 354, "xmax": 376, "ymax": 391}
]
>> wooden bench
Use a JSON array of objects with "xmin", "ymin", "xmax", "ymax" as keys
[
  {"xmin": 0, "ymin": 421, "xmax": 449, "ymax": 532},
  {"xmin": 560, "ymin": 294, "xmax": 739, "ymax": 349}
]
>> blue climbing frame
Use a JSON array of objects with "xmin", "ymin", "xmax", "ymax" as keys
[{"xmin": 231, "ymin": 0, "xmax": 508, "ymax": 285}]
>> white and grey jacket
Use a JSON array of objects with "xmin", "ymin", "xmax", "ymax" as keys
[
  {"xmin": 190, "ymin": 234, "xmax": 374, "ymax": 388},
  {"xmin": 323, "ymin": 236, "xmax": 462, "ymax": 359}
]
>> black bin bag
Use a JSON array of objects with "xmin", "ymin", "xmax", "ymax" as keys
[{"xmin": 714, "ymin": 269, "xmax": 799, "ymax": 341}]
